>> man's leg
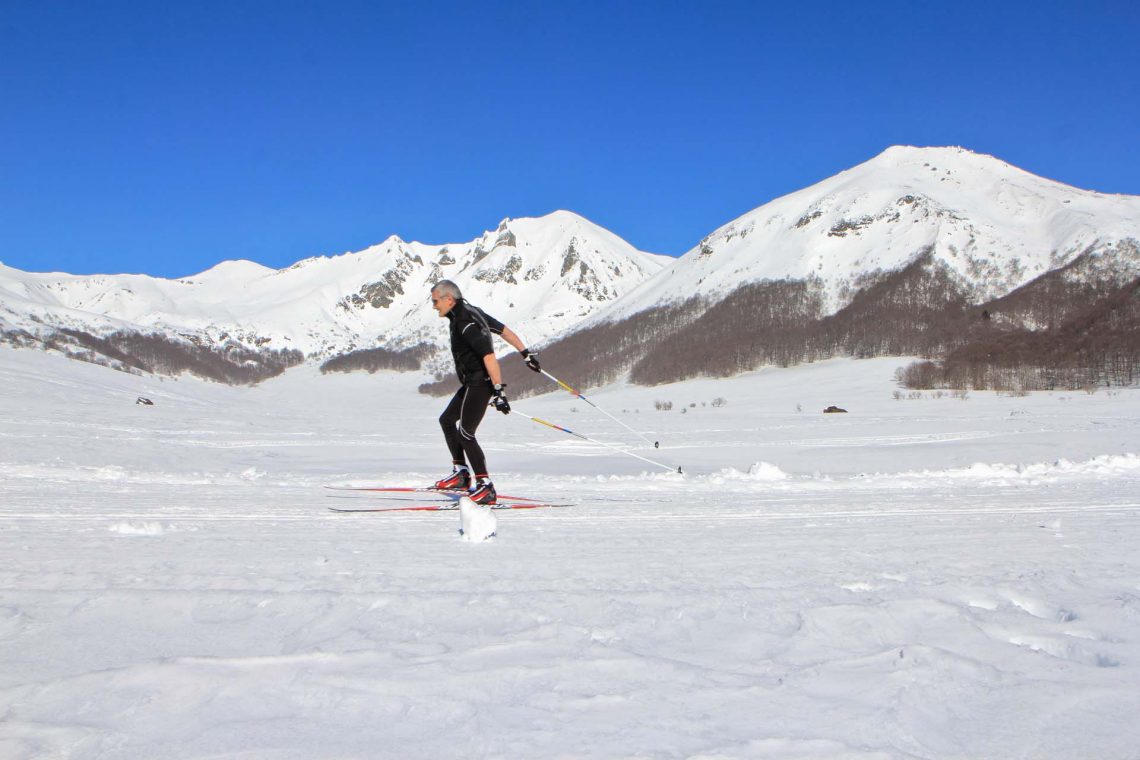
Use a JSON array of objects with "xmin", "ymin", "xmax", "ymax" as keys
[
  {"xmin": 457, "ymin": 381, "xmax": 493, "ymax": 480},
  {"xmin": 439, "ymin": 387, "xmax": 467, "ymax": 466}
]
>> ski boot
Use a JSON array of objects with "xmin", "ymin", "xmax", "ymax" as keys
[
  {"xmin": 468, "ymin": 480, "xmax": 497, "ymax": 506},
  {"xmin": 433, "ymin": 467, "xmax": 471, "ymax": 491}
]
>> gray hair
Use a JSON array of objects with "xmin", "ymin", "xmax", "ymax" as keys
[{"xmin": 431, "ymin": 280, "xmax": 462, "ymax": 300}]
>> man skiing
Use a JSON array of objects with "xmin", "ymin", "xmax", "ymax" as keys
[{"xmin": 430, "ymin": 280, "xmax": 541, "ymax": 504}]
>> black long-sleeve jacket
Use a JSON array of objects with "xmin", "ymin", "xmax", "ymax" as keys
[{"xmin": 446, "ymin": 300, "xmax": 505, "ymax": 384}]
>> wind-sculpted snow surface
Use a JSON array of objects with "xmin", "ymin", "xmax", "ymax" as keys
[
  {"xmin": 1, "ymin": 349, "xmax": 1139, "ymax": 758},
  {"xmin": 711, "ymin": 453, "xmax": 1140, "ymax": 488}
]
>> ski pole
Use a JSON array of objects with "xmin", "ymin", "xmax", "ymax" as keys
[
  {"xmin": 510, "ymin": 407, "xmax": 682, "ymax": 474},
  {"xmin": 540, "ymin": 369, "xmax": 660, "ymax": 449}
]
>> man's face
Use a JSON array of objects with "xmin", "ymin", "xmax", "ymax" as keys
[{"xmin": 431, "ymin": 290, "xmax": 456, "ymax": 317}]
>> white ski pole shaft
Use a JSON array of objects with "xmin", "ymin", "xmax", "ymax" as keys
[
  {"xmin": 540, "ymin": 370, "xmax": 660, "ymax": 449},
  {"xmin": 510, "ymin": 408, "xmax": 681, "ymax": 474}
]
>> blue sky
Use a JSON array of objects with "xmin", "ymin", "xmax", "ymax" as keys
[{"xmin": 2, "ymin": 1, "xmax": 1137, "ymax": 277}]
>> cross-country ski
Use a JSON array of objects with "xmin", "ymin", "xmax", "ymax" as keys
[
  {"xmin": 328, "ymin": 501, "xmax": 571, "ymax": 513},
  {"xmin": 324, "ymin": 484, "xmax": 547, "ymax": 503}
]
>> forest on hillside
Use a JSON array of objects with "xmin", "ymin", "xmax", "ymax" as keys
[
  {"xmin": 471, "ymin": 244, "xmax": 1140, "ymax": 397},
  {"xmin": 1, "ymin": 327, "xmax": 305, "ymax": 384}
]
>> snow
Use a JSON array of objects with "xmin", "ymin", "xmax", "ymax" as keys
[
  {"xmin": 459, "ymin": 496, "xmax": 498, "ymax": 542},
  {"xmin": 2, "ymin": 347, "xmax": 1139, "ymax": 758}
]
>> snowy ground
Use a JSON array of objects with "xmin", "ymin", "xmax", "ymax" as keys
[{"xmin": 2, "ymin": 348, "xmax": 1139, "ymax": 759}]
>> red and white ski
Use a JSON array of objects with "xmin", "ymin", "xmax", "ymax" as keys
[
  {"xmin": 328, "ymin": 501, "xmax": 570, "ymax": 513},
  {"xmin": 324, "ymin": 484, "xmax": 570, "ymax": 512},
  {"xmin": 324, "ymin": 485, "xmax": 543, "ymax": 503}
]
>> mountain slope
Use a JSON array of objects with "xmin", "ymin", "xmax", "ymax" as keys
[
  {"xmin": 0, "ymin": 211, "xmax": 668, "ymax": 362},
  {"xmin": 506, "ymin": 147, "xmax": 1140, "ymax": 394},
  {"xmin": 591, "ymin": 145, "xmax": 1140, "ymax": 323}
]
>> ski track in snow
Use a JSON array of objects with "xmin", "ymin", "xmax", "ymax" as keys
[{"xmin": 2, "ymin": 350, "xmax": 1140, "ymax": 759}]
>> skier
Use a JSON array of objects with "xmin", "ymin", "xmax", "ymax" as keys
[{"xmin": 430, "ymin": 280, "xmax": 541, "ymax": 504}]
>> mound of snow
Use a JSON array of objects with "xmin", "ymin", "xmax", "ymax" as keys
[
  {"xmin": 459, "ymin": 496, "xmax": 497, "ymax": 542},
  {"xmin": 108, "ymin": 522, "xmax": 165, "ymax": 536},
  {"xmin": 710, "ymin": 461, "xmax": 791, "ymax": 483}
]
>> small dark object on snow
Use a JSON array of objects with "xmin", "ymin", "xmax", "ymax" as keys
[
  {"xmin": 136, "ymin": 397, "xmax": 154, "ymax": 406},
  {"xmin": 823, "ymin": 405, "xmax": 848, "ymax": 414}
]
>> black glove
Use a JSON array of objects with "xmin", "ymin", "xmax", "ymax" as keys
[
  {"xmin": 491, "ymin": 383, "xmax": 511, "ymax": 414},
  {"xmin": 521, "ymin": 348, "xmax": 541, "ymax": 373}
]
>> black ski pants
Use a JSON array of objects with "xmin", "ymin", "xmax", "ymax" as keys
[{"xmin": 439, "ymin": 380, "xmax": 493, "ymax": 478}]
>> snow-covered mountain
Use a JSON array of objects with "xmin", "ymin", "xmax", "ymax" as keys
[
  {"xmin": 592, "ymin": 145, "xmax": 1140, "ymax": 324},
  {"xmin": 0, "ymin": 210, "xmax": 669, "ymax": 357},
  {"xmin": 4, "ymin": 147, "xmax": 1138, "ymax": 387}
]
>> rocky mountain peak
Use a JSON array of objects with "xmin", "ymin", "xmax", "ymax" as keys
[{"xmin": 0, "ymin": 210, "xmax": 668, "ymax": 361}]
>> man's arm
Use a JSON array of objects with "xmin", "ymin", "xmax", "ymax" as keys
[
  {"xmin": 499, "ymin": 325, "xmax": 542, "ymax": 373},
  {"xmin": 482, "ymin": 353, "xmax": 503, "ymax": 386},
  {"xmin": 484, "ymin": 352, "xmax": 511, "ymax": 414},
  {"xmin": 499, "ymin": 326, "xmax": 526, "ymax": 354}
]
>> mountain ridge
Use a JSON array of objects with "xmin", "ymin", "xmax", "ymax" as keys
[
  {"xmin": 3, "ymin": 147, "xmax": 1138, "ymax": 390},
  {"xmin": 498, "ymin": 146, "xmax": 1139, "ymax": 396},
  {"xmin": 0, "ymin": 210, "xmax": 668, "ymax": 360},
  {"xmin": 582, "ymin": 145, "xmax": 1140, "ymax": 328}
]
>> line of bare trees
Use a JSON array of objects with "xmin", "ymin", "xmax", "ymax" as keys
[
  {"xmin": 899, "ymin": 276, "xmax": 1140, "ymax": 391},
  {"xmin": 320, "ymin": 343, "xmax": 435, "ymax": 374},
  {"xmin": 5, "ymin": 328, "xmax": 305, "ymax": 384}
]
